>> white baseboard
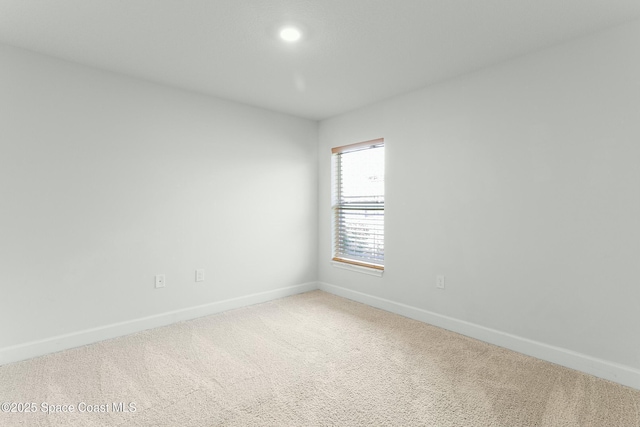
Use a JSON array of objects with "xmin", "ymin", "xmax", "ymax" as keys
[
  {"xmin": 0, "ymin": 282, "xmax": 318, "ymax": 366},
  {"xmin": 318, "ymin": 282, "xmax": 640, "ymax": 391},
  {"xmin": 5, "ymin": 281, "xmax": 638, "ymax": 391}
]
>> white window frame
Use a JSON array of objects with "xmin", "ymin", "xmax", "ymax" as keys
[{"xmin": 331, "ymin": 138, "xmax": 385, "ymax": 275}]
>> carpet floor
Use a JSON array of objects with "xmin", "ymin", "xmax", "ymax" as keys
[{"xmin": 1, "ymin": 290, "xmax": 638, "ymax": 426}]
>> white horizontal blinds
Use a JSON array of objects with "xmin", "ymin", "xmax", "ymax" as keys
[{"xmin": 332, "ymin": 139, "xmax": 384, "ymax": 269}]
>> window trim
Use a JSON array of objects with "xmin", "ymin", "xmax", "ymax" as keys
[
  {"xmin": 331, "ymin": 138, "xmax": 384, "ymax": 154},
  {"xmin": 331, "ymin": 138, "xmax": 385, "ymax": 273},
  {"xmin": 331, "ymin": 260, "xmax": 384, "ymax": 277},
  {"xmin": 331, "ymin": 257, "xmax": 384, "ymax": 271}
]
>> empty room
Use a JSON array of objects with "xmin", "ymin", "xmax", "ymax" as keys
[{"xmin": 1, "ymin": 1, "xmax": 639, "ymax": 426}]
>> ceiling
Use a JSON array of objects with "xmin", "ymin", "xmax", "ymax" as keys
[{"xmin": 1, "ymin": 1, "xmax": 639, "ymax": 120}]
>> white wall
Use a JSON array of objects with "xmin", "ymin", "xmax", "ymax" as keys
[
  {"xmin": 319, "ymin": 19, "xmax": 640, "ymax": 377},
  {"xmin": 0, "ymin": 44, "xmax": 318, "ymax": 353},
  {"xmin": 2, "ymin": 18, "xmax": 638, "ymax": 389}
]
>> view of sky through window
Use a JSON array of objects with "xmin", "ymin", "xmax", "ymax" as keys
[{"xmin": 338, "ymin": 147, "xmax": 385, "ymax": 204}]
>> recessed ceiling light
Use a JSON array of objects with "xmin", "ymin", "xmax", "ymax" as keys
[{"xmin": 279, "ymin": 26, "xmax": 302, "ymax": 42}]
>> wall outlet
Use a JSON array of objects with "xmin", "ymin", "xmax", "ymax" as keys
[
  {"xmin": 155, "ymin": 274, "xmax": 166, "ymax": 288},
  {"xmin": 195, "ymin": 269, "xmax": 205, "ymax": 282},
  {"xmin": 436, "ymin": 275, "xmax": 445, "ymax": 289}
]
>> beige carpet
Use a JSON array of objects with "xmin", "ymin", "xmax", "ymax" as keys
[{"xmin": 0, "ymin": 290, "xmax": 638, "ymax": 426}]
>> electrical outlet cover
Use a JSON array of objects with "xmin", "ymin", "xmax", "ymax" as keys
[{"xmin": 155, "ymin": 274, "xmax": 166, "ymax": 288}]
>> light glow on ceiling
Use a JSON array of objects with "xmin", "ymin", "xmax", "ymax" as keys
[{"xmin": 279, "ymin": 26, "xmax": 302, "ymax": 42}]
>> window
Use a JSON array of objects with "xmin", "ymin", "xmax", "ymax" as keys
[{"xmin": 332, "ymin": 138, "xmax": 385, "ymax": 272}]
